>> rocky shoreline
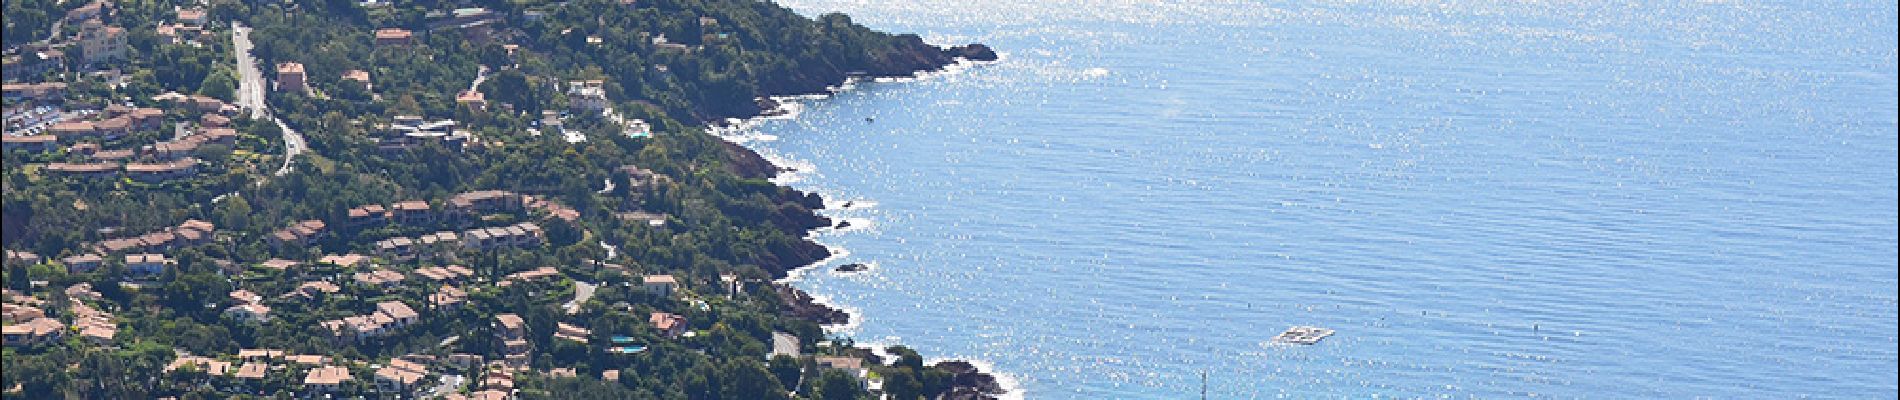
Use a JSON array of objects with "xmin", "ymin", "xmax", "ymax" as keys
[{"xmin": 721, "ymin": 42, "xmax": 1009, "ymax": 399}]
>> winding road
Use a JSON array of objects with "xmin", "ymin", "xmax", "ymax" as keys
[{"xmin": 231, "ymin": 23, "xmax": 305, "ymax": 177}]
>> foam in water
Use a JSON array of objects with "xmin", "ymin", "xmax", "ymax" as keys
[{"xmin": 721, "ymin": 0, "xmax": 1899, "ymax": 397}]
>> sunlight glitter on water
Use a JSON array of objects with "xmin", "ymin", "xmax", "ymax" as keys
[{"xmin": 738, "ymin": 0, "xmax": 1898, "ymax": 397}]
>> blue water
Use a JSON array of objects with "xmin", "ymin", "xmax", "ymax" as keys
[{"xmin": 729, "ymin": 1, "xmax": 1900, "ymax": 398}]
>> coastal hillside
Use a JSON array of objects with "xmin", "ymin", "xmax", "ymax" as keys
[{"xmin": 0, "ymin": 0, "xmax": 998, "ymax": 398}]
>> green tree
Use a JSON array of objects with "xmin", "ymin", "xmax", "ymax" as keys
[
  {"xmin": 813, "ymin": 368, "xmax": 864, "ymax": 400},
  {"xmin": 720, "ymin": 359, "xmax": 789, "ymax": 400},
  {"xmin": 200, "ymin": 68, "xmax": 238, "ymax": 101},
  {"xmin": 481, "ymin": 69, "xmax": 538, "ymax": 113},
  {"xmin": 768, "ymin": 355, "xmax": 802, "ymax": 390},
  {"xmin": 882, "ymin": 368, "xmax": 922, "ymax": 400}
]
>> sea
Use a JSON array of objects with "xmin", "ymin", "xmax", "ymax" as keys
[{"xmin": 718, "ymin": 1, "xmax": 1900, "ymax": 398}]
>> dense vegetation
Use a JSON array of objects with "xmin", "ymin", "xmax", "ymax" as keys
[{"xmin": 1, "ymin": 0, "xmax": 997, "ymax": 398}]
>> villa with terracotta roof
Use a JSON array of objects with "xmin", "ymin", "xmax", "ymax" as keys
[
  {"xmin": 430, "ymin": 285, "xmax": 468, "ymax": 309},
  {"xmin": 123, "ymin": 158, "xmax": 200, "ymax": 182},
  {"xmin": 64, "ymin": 283, "xmax": 101, "ymax": 302},
  {"xmin": 494, "ymin": 314, "xmax": 531, "ymax": 366},
  {"xmin": 257, "ymin": 258, "xmax": 300, "ymax": 271},
  {"xmin": 47, "ymin": 120, "xmax": 97, "ymax": 139},
  {"xmin": 69, "ymin": 301, "xmax": 116, "ymax": 344},
  {"xmin": 1, "ymin": 82, "xmax": 66, "ymax": 102},
  {"xmin": 125, "ymin": 253, "xmax": 170, "ymax": 275},
  {"xmin": 375, "ymin": 357, "xmax": 431, "ymax": 392},
  {"xmin": 1, "ymin": 304, "xmax": 44, "ymax": 324},
  {"xmin": 229, "ymin": 289, "xmax": 263, "ymax": 304},
  {"xmin": 650, "ymin": 311, "xmax": 687, "ymax": 338},
  {"xmin": 322, "ymin": 300, "xmax": 419, "ymax": 341},
  {"xmin": 294, "ymin": 281, "xmax": 342, "ymax": 298},
  {"xmin": 79, "ymin": 23, "xmax": 127, "ymax": 65},
  {"xmin": 319, "ymin": 253, "xmax": 369, "ymax": 268},
  {"xmin": 554, "ymin": 322, "xmax": 591, "ymax": 343},
  {"xmin": 449, "ymin": 190, "xmax": 522, "ymax": 214},
  {"xmin": 342, "ymin": 69, "xmax": 372, "ymax": 91},
  {"xmin": 284, "ymin": 354, "xmax": 330, "ymax": 365},
  {"xmin": 374, "ymin": 236, "xmax": 419, "ymax": 260},
  {"xmin": 304, "ymin": 366, "xmax": 353, "ymax": 391},
  {"xmin": 1, "ymin": 135, "xmax": 58, "ymax": 152},
  {"xmin": 415, "ymin": 265, "xmax": 474, "ymax": 282},
  {"xmin": 61, "ymin": 254, "xmax": 104, "ymax": 273},
  {"xmin": 2, "ymin": 251, "xmax": 39, "ymax": 266},
  {"xmin": 354, "ymin": 269, "xmax": 407, "ymax": 287},
  {"xmin": 130, "ymin": 107, "xmax": 164, "ymax": 128},
  {"xmin": 375, "ymin": 28, "xmax": 414, "ymax": 46},
  {"xmin": 225, "ymin": 303, "xmax": 271, "ymax": 323},
  {"xmin": 458, "ymin": 90, "xmax": 486, "ymax": 109},
  {"xmin": 233, "ymin": 362, "xmax": 269, "ymax": 380},
  {"xmin": 95, "ymin": 115, "xmax": 131, "ymax": 136},
  {"xmin": 175, "ymin": 7, "xmax": 206, "ymax": 26},
  {"xmin": 1, "ymin": 317, "xmax": 63, "ymax": 347},
  {"xmin": 391, "ymin": 200, "xmax": 434, "ymax": 224},
  {"xmin": 462, "ymin": 222, "xmax": 544, "ymax": 251},
  {"xmin": 347, "ymin": 203, "xmax": 388, "ymax": 226},
  {"xmin": 166, "ymin": 355, "xmax": 233, "ymax": 376},
  {"xmin": 642, "ymin": 274, "xmax": 678, "ymax": 297},
  {"xmin": 277, "ymin": 62, "xmax": 307, "ymax": 92},
  {"xmin": 270, "ymin": 219, "xmax": 327, "ymax": 248},
  {"xmin": 239, "ymin": 349, "xmax": 286, "ymax": 359}
]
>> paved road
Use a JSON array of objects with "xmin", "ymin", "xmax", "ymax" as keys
[
  {"xmin": 231, "ymin": 23, "xmax": 305, "ymax": 177},
  {"xmin": 771, "ymin": 332, "xmax": 799, "ymax": 358},
  {"xmin": 231, "ymin": 24, "xmax": 268, "ymax": 116},
  {"xmin": 564, "ymin": 281, "xmax": 598, "ymax": 315},
  {"xmin": 469, "ymin": 65, "xmax": 489, "ymax": 92},
  {"xmin": 426, "ymin": 374, "xmax": 464, "ymax": 398}
]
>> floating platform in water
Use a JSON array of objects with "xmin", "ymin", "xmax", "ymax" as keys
[{"xmin": 1272, "ymin": 326, "xmax": 1334, "ymax": 345}]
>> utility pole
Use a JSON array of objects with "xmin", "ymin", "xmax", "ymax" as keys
[{"xmin": 1201, "ymin": 370, "xmax": 1208, "ymax": 400}]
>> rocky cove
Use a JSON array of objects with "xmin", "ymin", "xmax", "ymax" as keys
[{"xmin": 710, "ymin": 42, "xmax": 1009, "ymax": 398}]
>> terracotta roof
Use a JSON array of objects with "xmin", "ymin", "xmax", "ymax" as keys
[
  {"xmin": 238, "ymin": 349, "xmax": 285, "ymax": 359},
  {"xmin": 1, "ymin": 135, "xmax": 56, "ymax": 144},
  {"xmin": 297, "ymin": 281, "xmax": 341, "ymax": 294},
  {"xmin": 89, "ymin": 149, "xmax": 134, "ymax": 160},
  {"xmin": 48, "ymin": 121, "xmax": 95, "ymax": 134},
  {"xmin": 495, "ymin": 314, "xmax": 525, "ymax": 330},
  {"xmin": 125, "ymin": 253, "xmax": 169, "ymax": 264},
  {"xmin": 430, "ymin": 285, "xmax": 467, "ymax": 306},
  {"xmin": 284, "ymin": 354, "xmax": 330, "ymax": 365},
  {"xmin": 348, "ymin": 204, "xmax": 386, "ymax": 218},
  {"xmin": 392, "ymin": 200, "xmax": 431, "ymax": 211},
  {"xmin": 304, "ymin": 366, "xmax": 352, "ymax": 385},
  {"xmin": 258, "ymin": 259, "xmax": 299, "ymax": 270},
  {"xmin": 229, "ymin": 289, "xmax": 262, "ymax": 304},
  {"xmin": 354, "ymin": 269, "xmax": 406, "ymax": 285},
  {"xmin": 319, "ymin": 254, "xmax": 367, "ymax": 267},
  {"xmin": 377, "ymin": 301, "xmax": 418, "ymax": 320},
  {"xmin": 649, "ymin": 312, "xmax": 685, "ymax": 331},
  {"xmin": 123, "ymin": 158, "xmax": 198, "ymax": 173},
  {"xmin": 234, "ymin": 363, "xmax": 268, "ymax": 379},
  {"xmin": 814, "ymin": 356, "xmax": 864, "ymax": 370},
  {"xmin": 96, "ymin": 116, "xmax": 131, "ymax": 130},
  {"xmin": 172, "ymin": 9, "xmax": 205, "ymax": 23},
  {"xmin": 62, "ymin": 253, "xmax": 104, "ymax": 264},
  {"xmin": 374, "ymin": 28, "xmax": 412, "ymax": 40},
  {"xmin": 178, "ymin": 219, "xmax": 215, "ymax": 233}
]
